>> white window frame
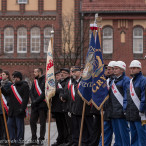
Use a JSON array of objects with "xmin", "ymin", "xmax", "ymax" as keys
[
  {"xmin": 17, "ymin": 0, "xmax": 28, "ymax": 4},
  {"xmin": 133, "ymin": 27, "xmax": 143, "ymax": 54},
  {"xmin": 4, "ymin": 27, "xmax": 14, "ymax": 53},
  {"xmin": 17, "ymin": 27, "xmax": 27, "ymax": 53},
  {"xmin": 44, "ymin": 27, "xmax": 52, "ymax": 53},
  {"xmin": 31, "ymin": 27, "xmax": 40, "ymax": 53},
  {"xmin": 103, "ymin": 27, "xmax": 113, "ymax": 54}
]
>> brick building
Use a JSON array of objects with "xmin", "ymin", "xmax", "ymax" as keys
[
  {"xmin": 0, "ymin": 0, "xmax": 79, "ymax": 82},
  {"xmin": 81, "ymin": 0, "xmax": 146, "ymax": 75},
  {"xmin": 0, "ymin": 0, "xmax": 146, "ymax": 81}
]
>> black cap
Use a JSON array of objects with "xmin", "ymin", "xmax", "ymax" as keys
[
  {"xmin": 55, "ymin": 70, "xmax": 60, "ymax": 75},
  {"xmin": 60, "ymin": 68, "xmax": 70, "ymax": 73},
  {"xmin": 72, "ymin": 66, "xmax": 81, "ymax": 72},
  {"xmin": 12, "ymin": 71, "xmax": 22, "ymax": 80}
]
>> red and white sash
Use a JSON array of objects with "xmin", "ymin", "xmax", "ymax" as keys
[
  {"xmin": 2, "ymin": 94, "xmax": 9, "ymax": 114},
  {"xmin": 34, "ymin": 79, "xmax": 42, "ymax": 96},
  {"xmin": 130, "ymin": 79, "xmax": 140, "ymax": 109},
  {"xmin": 11, "ymin": 85, "xmax": 30, "ymax": 117},
  {"xmin": 57, "ymin": 83, "xmax": 62, "ymax": 89},
  {"xmin": 130, "ymin": 79, "xmax": 146, "ymax": 120},
  {"xmin": 71, "ymin": 84, "xmax": 75, "ymax": 101},
  {"xmin": 111, "ymin": 81, "xmax": 123, "ymax": 106},
  {"xmin": 106, "ymin": 78, "xmax": 110, "ymax": 90},
  {"xmin": 11, "ymin": 85, "xmax": 22, "ymax": 104},
  {"xmin": 68, "ymin": 79, "xmax": 72, "ymax": 90}
]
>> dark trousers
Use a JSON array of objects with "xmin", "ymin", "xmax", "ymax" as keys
[
  {"xmin": 72, "ymin": 114, "xmax": 81, "ymax": 146},
  {"xmin": 30, "ymin": 108, "xmax": 47, "ymax": 140},
  {"xmin": 89, "ymin": 114, "xmax": 101, "ymax": 146},
  {"xmin": 54, "ymin": 112, "xmax": 69, "ymax": 143},
  {"xmin": 7, "ymin": 116, "xmax": 24, "ymax": 143},
  {"xmin": 0, "ymin": 114, "xmax": 7, "ymax": 141},
  {"xmin": 65, "ymin": 112, "xmax": 72, "ymax": 142},
  {"xmin": 72, "ymin": 114, "xmax": 93, "ymax": 146}
]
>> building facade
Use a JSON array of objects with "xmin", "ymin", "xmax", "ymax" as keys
[
  {"xmin": 81, "ymin": 0, "xmax": 146, "ymax": 75},
  {"xmin": 0, "ymin": 0, "xmax": 146, "ymax": 80},
  {"xmin": 0, "ymin": 0, "xmax": 78, "ymax": 82}
]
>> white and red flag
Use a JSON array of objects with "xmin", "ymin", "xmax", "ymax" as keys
[{"xmin": 45, "ymin": 39, "xmax": 56, "ymax": 106}]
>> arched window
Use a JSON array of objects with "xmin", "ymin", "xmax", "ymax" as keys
[
  {"xmin": 31, "ymin": 27, "xmax": 40, "ymax": 53},
  {"xmin": 17, "ymin": 27, "xmax": 27, "ymax": 53},
  {"xmin": 133, "ymin": 27, "xmax": 143, "ymax": 53},
  {"xmin": 103, "ymin": 27, "xmax": 113, "ymax": 54},
  {"xmin": 44, "ymin": 27, "xmax": 52, "ymax": 52},
  {"xmin": 4, "ymin": 27, "xmax": 14, "ymax": 53}
]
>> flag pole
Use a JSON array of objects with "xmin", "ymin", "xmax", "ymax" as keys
[
  {"xmin": 101, "ymin": 106, "xmax": 104, "ymax": 146},
  {"xmin": 78, "ymin": 101, "xmax": 86, "ymax": 146},
  {"xmin": 0, "ymin": 88, "xmax": 11, "ymax": 146},
  {"xmin": 48, "ymin": 99, "xmax": 51, "ymax": 146},
  {"xmin": 48, "ymin": 29, "xmax": 54, "ymax": 146},
  {"xmin": 95, "ymin": 13, "xmax": 104, "ymax": 146}
]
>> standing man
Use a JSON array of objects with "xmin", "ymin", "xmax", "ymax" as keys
[
  {"xmin": 1, "ymin": 71, "xmax": 29, "ymax": 146},
  {"xmin": 99, "ymin": 61, "xmax": 116, "ymax": 146},
  {"xmin": 59, "ymin": 68, "xmax": 71, "ymax": 145},
  {"xmin": 26, "ymin": 68, "xmax": 48, "ymax": 145},
  {"xmin": 71, "ymin": 67, "xmax": 92, "ymax": 146},
  {"xmin": 51, "ymin": 71, "xmax": 65, "ymax": 146},
  {"xmin": 109, "ymin": 61, "xmax": 130, "ymax": 146},
  {"xmin": 124, "ymin": 60, "xmax": 146, "ymax": 145}
]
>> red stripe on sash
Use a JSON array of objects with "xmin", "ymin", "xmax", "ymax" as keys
[
  {"xmin": 11, "ymin": 85, "xmax": 22, "ymax": 104},
  {"xmin": 71, "ymin": 84, "xmax": 75, "ymax": 101},
  {"xmin": 68, "ymin": 79, "xmax": 71, "ymax": 90},
  {"xmin": 34, "ymin": 80, "xmax": 41, "ymax": 96},
  {"xmin": 2, "ymin": 94, "xmax": 9, "ymax": 114}
]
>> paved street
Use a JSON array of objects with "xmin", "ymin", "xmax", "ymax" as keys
[
  {"xmin": 25, "ymin": 122, "xmax": 57, "ymax": 146},
  {"xmin": 24, "ymin": 122, "xmax": 115, "ymax": 146}
]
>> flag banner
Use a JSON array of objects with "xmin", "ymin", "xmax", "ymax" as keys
[
  {"xmin": 91, "ymin": 32, "xmax": 109, "ymax": 110},
  {"xmin": 45, "ymin": 39, "xmax": 56, "ymax": 106},
  {"xmin": 78, "ymin": 32, "xmax": 95, "ymax": 104}
]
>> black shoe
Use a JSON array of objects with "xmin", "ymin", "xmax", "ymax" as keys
[{"xmin": 64, "ymin": 141, "xmax": 74, "ymax": 146}]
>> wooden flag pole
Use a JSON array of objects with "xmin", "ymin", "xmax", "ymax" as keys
[
  {"xmin": 0, "ymin": 88, "xmax": 11, "ymax": 146},
  {"xmin": 48, "ymin": 29, "xmax": 54, "ymax": 146},
  {"xmin": 78, "ymin": 101, "xmax": 86, "ymax": 146},
  {"xmin": 101, "ymin": 106, "xmax": 104, "ymax": 146},
  {"xmin": 48, "ymin": 99, "xmax": 51, "ymax": 146}
]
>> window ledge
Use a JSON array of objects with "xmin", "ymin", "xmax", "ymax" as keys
[
  {"xmin": 133, "ymin": 54, "xmax": 143, "ymax": 59},
  {"xmin": 103, "ymin": 54, "xmax": 112, "ymax": 59}
]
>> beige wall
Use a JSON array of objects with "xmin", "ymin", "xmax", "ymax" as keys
[
  {"xmin": 102, "ymin": 20, "xmax": 113, "ymax": 27},
  {"xmin": 7, "ymin": 0, "xmax": 19, "ymax": 11},
  {"xmin": 62, "ymin": 0, "xmax": 74, "ymax": 15},
  {"xmin": 0, "ymin": 1, "xmax": 1, "ymax": 11},
  {"xmin": 133, "ymin": 20, "xmax": 146, "ymax": 28},
  {"xmin": 25, "ymin": 0, "xmax": 38, "ymax": 11},
  {"xmin": 44, "ymin": 0, "xmax": 56, "ymax": 11},
  {"xmin": 62, "ymin": 0, "xmax": 75, "ymax": 52}
]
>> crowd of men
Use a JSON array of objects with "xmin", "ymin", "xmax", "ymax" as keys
[{"xmin": 0, "ymin": 59, "xmax": 146, "ymax": 146}]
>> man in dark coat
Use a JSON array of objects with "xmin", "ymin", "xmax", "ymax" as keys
[
  {"xmin": 1, "ymin": 71, "xmax": 29, "ymax": 146},
  {"xmin": 51, "ymin": 71, "xmax": 65, "ymax": 146},
  {"xmin": 26, "ymin": 68, "xmax": 48, "ymax": 145},
  {"xmin": 70, "ymin": 67, "xmax": 92, "ymax": 146}
]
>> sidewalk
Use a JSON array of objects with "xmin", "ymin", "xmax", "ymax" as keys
[
  {"xmin": 25, "ymin": 122, "xmax": 57, "ymax": 145},
  {"xmin": 25, "ymin": 121, "xmax": 115, "ymax": 146}
]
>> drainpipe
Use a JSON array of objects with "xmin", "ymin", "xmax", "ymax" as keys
[{"xmin": 81, "ymin": 12, "xmax": 84, "ymax": 66}]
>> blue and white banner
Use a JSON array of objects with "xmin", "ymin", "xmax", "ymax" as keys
[
  {"xmin": 78, "ymin": 32, "xmax": 95, "ymax": 104},
  {"xmin": 92, "ymin": 32, "xmax": 109, "ymax": 110}
]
